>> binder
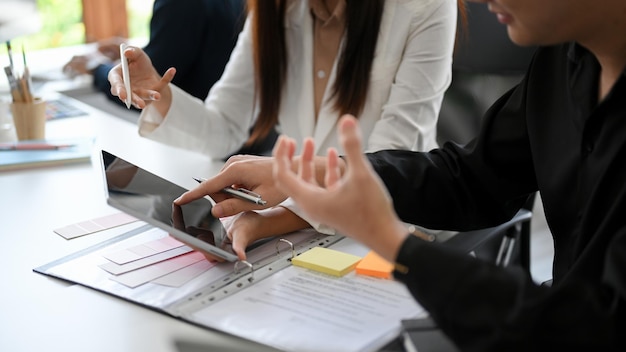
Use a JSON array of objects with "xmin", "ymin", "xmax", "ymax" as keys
[
  {"xmin": 401, "ymin": 318, "xmax": 459, "ymax": 352},
  {"xmin": 33, "ymin": 152, "xmax": 427, "ymax": 352},
  {"xmin": 34, "ymin": 225, "xmax": 427, "ymax": 352}
]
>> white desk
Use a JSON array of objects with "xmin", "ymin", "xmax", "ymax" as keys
[{"xmin": 0, "ymin": 95, "xmax": 279, "ymax": 352}]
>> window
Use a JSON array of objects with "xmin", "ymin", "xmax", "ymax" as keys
[{"xmin": 3, "ymin": 0, "xmax": 153, "ymax": 52}]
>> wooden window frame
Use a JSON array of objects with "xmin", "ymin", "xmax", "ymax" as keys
[{"xmin": 81, "ymin": 0, "xmax": 128, "ymax": 43}]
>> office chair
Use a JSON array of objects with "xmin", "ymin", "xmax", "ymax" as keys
[
  {"xmin": 391, "ymin": 200, "xmax": 536, "ymax": 352},
  {"xmin": 381, "ymin": 5, "xmax": 540, "ymax": 349},
  {"xmin": 433, "ymin": 2, "xmax": 537, "ymax": 274},
  {"xmin": 383, "ymin": 9, "xmax": 539, "ymax": 351}
]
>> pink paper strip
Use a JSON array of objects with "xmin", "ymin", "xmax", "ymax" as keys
[
  {"xmin": 54, "ymin": 212, "xmax": 138, "ymax": 239},
  {"xmin": 151, "ymin": 260, "xmax": 216, "ymax": 287},
  {"xmin": 110, "ymin": 251, "xmax": 206, "ymax": 288},
  {"xmin": 103, "ymin": 236, "xmax": 185, "ymax": 265},
  {"xmin": 99, "ymin": 246, "xmax": 193, "ymax": 275}
]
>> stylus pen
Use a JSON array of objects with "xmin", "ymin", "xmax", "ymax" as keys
[
  {"xmin": 193, "ymin": 177, "xmax": 267, "ymax": 205},
  {"xmin": 120, "ymin": 43, "xmax": 132, "ymax": 109}
]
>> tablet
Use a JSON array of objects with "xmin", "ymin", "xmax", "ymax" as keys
[{"xmin": 100, "ymin": 150, "xmax": 238, "ymax": 262}]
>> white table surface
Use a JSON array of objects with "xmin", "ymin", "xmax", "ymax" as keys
[{"xmin": 0, "ymin": 95, "xmax": 279, "ymax": 352}]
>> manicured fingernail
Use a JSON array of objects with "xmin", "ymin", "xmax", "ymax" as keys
[{"xmin": 212, "ymin": 205, "xmax": 223, "ymax": 217}]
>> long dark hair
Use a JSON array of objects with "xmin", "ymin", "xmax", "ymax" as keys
[
  {"xmin": 246, "ymin": 0, "xmax": 384, "ymax": 144},
  {"xmin": 245, "ymin": 0, "xmax": 467, "ymax": 144}
]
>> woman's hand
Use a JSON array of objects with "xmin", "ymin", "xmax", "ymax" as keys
[
  {"xmin": 107, "ymin": 45, "xmax": 176, "ymax": 111},
  {"xmin": 175, "ymin": 154, "xmax": 289, "ymax": 218},
  {"xmin": 272, "ymin": 115, "xmax": 409, "ymax": 262},
  {"xmin": 226, "ymin": 207, "xmax": 311, "ymax": 260},
  {"xmin": 175, "ymin": 142, "xmax": 343, "ymax": 219}
]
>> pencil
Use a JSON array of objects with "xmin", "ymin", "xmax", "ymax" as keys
[
  {"xmin": 6, "ymin": 41, "xmax": 14, "ymax": 71},
  {"xmin": 19, "ymin": 77, "xmax": 32, "ymax": 102},
  {"xmin": 22, "ymin": 44, "xmax": 33, "ymax": 96},
  {"xmin": 4, "ymin": 66, "xmax": 21, "ymax": 102}
]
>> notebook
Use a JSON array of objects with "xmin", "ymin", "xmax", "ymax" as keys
[{"xmin": 0, "ymin": 138, "xmax": 93, "ymax": 171}]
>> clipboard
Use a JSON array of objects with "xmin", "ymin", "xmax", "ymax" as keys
[{"xmin": 33, "ymin": 153, "xmax": 427, "ymax": 352}]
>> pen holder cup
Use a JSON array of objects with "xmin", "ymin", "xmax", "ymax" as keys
[{"xmin": 11, "ymin": 98, "xmax": 46, "ymax": 141}]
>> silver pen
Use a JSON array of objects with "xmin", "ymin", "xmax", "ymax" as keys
[{"xmin": 193, "ymin": 177, "xmax": 267, "ymax": 205}]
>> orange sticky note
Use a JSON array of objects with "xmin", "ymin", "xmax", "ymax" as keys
[
  {"xmin": 355, "ymin": 251, "xmax": 393, "ymax": 279},
  {"xmin": 292, "ymin": 247, "xmax": 362, "ymax": 277}
]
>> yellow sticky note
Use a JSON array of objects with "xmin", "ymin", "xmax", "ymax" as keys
[
  {"xmin": 292, "ymin": 247, "xmax": 362, "ymax": 277},
  {"xmin": 355, "ymin": 251, "xmax": 393, "ymax": 279}
]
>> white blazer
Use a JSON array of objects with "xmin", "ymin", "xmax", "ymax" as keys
[{"xmin": 138, "ymin": 0, "xmax": 457, "ymax": 159}]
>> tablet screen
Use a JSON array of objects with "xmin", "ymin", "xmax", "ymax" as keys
[{"xmin": 100, "ymin": 150, "xmax": 238, "ymax": 262}]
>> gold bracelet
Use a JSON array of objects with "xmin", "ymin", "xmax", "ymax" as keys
[
  {"xmin": 393, "ymin": 225, "xmax": 436, "ymax": 275},
  {"xmin": 393, "ymin": 262, "xmax": 410, "ymax": 274},
  {"xmin": 407, "ymin": 225, "xmax": 436, "ymax": 242}
]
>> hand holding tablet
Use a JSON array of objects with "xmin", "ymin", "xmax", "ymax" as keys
[{"xmin": 101, "ymin": 150, "xmax": 238, "ymax": 262}]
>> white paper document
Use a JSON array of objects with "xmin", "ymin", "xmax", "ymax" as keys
[{"xmin": 188, "ymin": 264, "xmax": 426, "ymax": 352}]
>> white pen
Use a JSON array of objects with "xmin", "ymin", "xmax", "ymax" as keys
[
  {"xmin": 193, "ymin": 177, "xmax": 267, "ymax": 205},
  {"xmin": 120, "ymin": 43, "xmax": 132, "ymax": 109}
]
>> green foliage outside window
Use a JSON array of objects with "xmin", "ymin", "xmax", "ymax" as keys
[
  {"xmin": 127, "ymin": 0, "xmax": 153, "ymax": 41},
  {"xmin": 28, "ymin": 0, "xmax": 84, "ymax": 49},
  {"xmin": 4, "ymin": 0, "xmax": 152, "ymax": 52}
]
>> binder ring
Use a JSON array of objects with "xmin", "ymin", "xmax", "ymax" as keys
[
  {"xmin": 276, "ymin": 238, "xmax": 295, "ymax": 259},
  {"xmin": 234, "ymin": 260, "xmax": 254, "ymax": 281}
]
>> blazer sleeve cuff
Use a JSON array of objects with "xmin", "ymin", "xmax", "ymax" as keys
[{"xmin": 279, "ymin": 198, "xmax": 337, "ymax": 235}]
